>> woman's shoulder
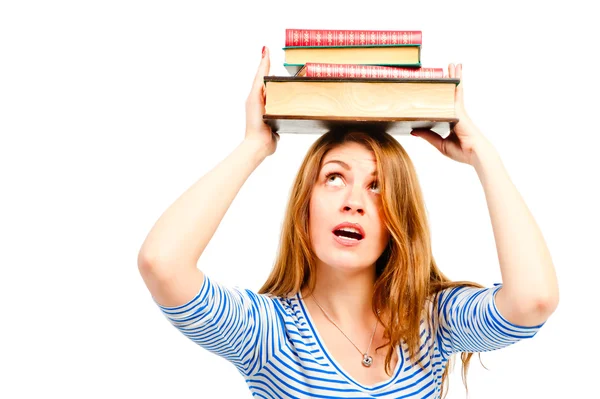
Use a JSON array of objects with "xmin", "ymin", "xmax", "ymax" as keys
[
  {"xmin": 262, "ymin": 290, "xmax": 304, "ymax": 316},
  {"xmin": 216, "ymin": 277, "xmax": 304, "ymax": 319},
  {"xmin": 260, "ymin": 291, "xmax": 316, "ymax": 330}
]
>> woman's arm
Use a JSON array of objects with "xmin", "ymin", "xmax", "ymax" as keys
[
  {"xmin": 471, "ymin": 138, "xmax": 558, "ymax": 326},
  {"xmin": 411, "ymin": 64, "xmax": 558, "ymax": 327},
  {"xmin": 138, "ymin": 139, "xmax": 268, "ymax": 306},
  {"xmin": 138, "ymin": 46, "xmax": 279, "ymax": 307}
]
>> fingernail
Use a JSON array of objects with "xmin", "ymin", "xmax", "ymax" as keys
[{"xmin": 262, "ymin": 46, "xmax": 266, "ymax": 58}]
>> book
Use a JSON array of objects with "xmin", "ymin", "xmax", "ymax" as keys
[
  {"xmin": 284, "ymin": 29, "xmax": 422, "ymax": 75},
  {"xmin": 284, "ymin": 46, "xmax": 421, "ymax": 75},
  {"xmin": 296, "ymin": 63, "xmax": 444, "ymax": 79},
  {"xmin": 262, "ymin": 76, "xmax": 459, "ymax": 138},
  {"xmin": 285, "ymin": 29, "xmax": 422, "ymax": 47}
]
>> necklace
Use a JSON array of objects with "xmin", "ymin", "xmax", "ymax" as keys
[{"xmin": 311, "ymin": 296, "xmax": 378, "ymax": 368}]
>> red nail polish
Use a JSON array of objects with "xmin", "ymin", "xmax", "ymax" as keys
[{"xmin": 262, "ymin": 46, "xmax": 266, "ymax": 58}]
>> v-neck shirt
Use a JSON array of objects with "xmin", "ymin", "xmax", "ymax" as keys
[{"xmin": 155, "ymin": 274, "xmax": 544, "ymax": 398}]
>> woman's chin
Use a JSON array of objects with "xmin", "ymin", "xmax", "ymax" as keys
[{"xmin": 319, "ymin": 256, "xmax": 374, "ymax": 273}]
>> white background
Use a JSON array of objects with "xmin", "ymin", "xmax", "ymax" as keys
[{"xmin": 1, "ymin": 1, "xmax": 598, "ymax": 398}]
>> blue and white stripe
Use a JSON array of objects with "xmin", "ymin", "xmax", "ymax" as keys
[{"xmin": 156, "ymin": 276, "xmax": 543, "ymax": 398}]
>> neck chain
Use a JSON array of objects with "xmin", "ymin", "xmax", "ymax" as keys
[{"xmin": 311, "ymin": 296, "xmax": 378, "ymax": 368}]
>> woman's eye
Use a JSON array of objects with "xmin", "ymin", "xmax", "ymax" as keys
[
  {"xmin": 370, "ymin": 181, "xmax": 380, "ymax": 194},
  {"xmin": 325, "ymin": 173, "xmax": 343, "ymax": 186}
]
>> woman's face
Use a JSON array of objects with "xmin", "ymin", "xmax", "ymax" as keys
[{"xmin": 309, "ymin": 141, "xmax": 390, "ymax": 274}]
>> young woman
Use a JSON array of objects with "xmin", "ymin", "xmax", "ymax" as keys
[{"xmin": 137, "ymin": 46, "xmax": 558, "ymax": 398}]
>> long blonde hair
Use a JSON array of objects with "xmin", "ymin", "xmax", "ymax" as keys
[{"xmin": 259, "ymin": 125, "xmax": 483, "ymax": 397}]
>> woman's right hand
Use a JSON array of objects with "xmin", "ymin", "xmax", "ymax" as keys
[{"xmin": 244, "ymin": 46, "xmax": 279, "ymax": 158}]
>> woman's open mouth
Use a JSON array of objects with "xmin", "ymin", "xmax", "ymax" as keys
[{"xmin": 332, "ymin": 229, "xmax": 363, "ymax": 247}]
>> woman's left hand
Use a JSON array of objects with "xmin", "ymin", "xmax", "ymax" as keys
[{"xmin": 410, "ymin": 64, "xmax": 491, "ymax": 166}]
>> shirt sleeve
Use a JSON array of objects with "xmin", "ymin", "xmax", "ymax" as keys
[
  {"xmin": 434, "ymin": 283, "xmax": 545, "ymax": 359},
  {"xmin": 154, "ymin": 274, "xmax": 278, "ymax": 377}
]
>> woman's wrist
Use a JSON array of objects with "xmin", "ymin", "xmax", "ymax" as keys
[{"xmin": 241, "ymin": 137, "xmax": 270, "ymax": 164}]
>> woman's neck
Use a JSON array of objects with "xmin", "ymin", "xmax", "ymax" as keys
[{"xmin": 303, "ymin": 263, "xmax": 378, "ymax": 327}]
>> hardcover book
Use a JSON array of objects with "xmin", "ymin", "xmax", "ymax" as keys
[
  {"xmin": 284, "ymin": 46, "xmax": 421, "ymax": 75},
  {"xmin": 263, "ymin": 76, "xmax": 459, "ymax": 138},
  {"xmin": 285, "ymin": 29, "xmax": 422, "ymax": 47},
  {"xmin": 296, "ymin": 63, "xmax": 444, "ymax": 79}
]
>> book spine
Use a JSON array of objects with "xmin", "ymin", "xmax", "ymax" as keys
[
  {"xmin": 285, "ymin": 29, "xmax": 422, "ymax": 47},
  {"xmin": 304, "ymin": 63, "xmax": 443, "ymax": 78}
]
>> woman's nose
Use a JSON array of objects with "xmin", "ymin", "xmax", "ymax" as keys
[{"xmin": 342, "ymin": 185, "xmax": 365, "ymax": 215}]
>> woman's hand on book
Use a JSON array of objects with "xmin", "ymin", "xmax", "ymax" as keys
[
  {"xmin": 410, "ymin": 63, "xmax": 492, "ymax": 166},
  {"xmin": 245, "ymin": 46, "xmax": 279, "ymax": 158}
]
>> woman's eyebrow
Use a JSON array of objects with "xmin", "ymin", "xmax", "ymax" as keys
[{"xmin": 322, "ymin": 159, "xmax": 377, "ymax": 176}]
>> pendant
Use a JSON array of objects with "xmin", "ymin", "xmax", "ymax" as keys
[{"xmin": 362, "ymin": 354, "xmax": 373, "ymax": 367}]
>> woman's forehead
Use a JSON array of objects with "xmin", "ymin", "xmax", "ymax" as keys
[{"xmin": 322, "ymin": 143, "xmax": 376, "ymax": 165}]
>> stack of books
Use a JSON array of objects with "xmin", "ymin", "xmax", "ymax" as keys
[{"xmin": 263, "ymin": 29, "xmax": 459, "ymax": 138}]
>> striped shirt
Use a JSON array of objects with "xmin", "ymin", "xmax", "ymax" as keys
[{"xmin": 156, "ymin": 275, "xmax": 544, "ymax": 398}]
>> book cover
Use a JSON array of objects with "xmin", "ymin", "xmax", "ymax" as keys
[{"xmin": 262, "ymin": 116, "xmax": 457, "ymax": 138}]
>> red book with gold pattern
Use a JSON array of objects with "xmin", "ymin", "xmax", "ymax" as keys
[
  {"xmin": 296, "ymin": 63, "xmax": 443, "ymax": 79},
  {"xmin": 285, "ymin": 29, "xmax": 422, "ymax": 47}
]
